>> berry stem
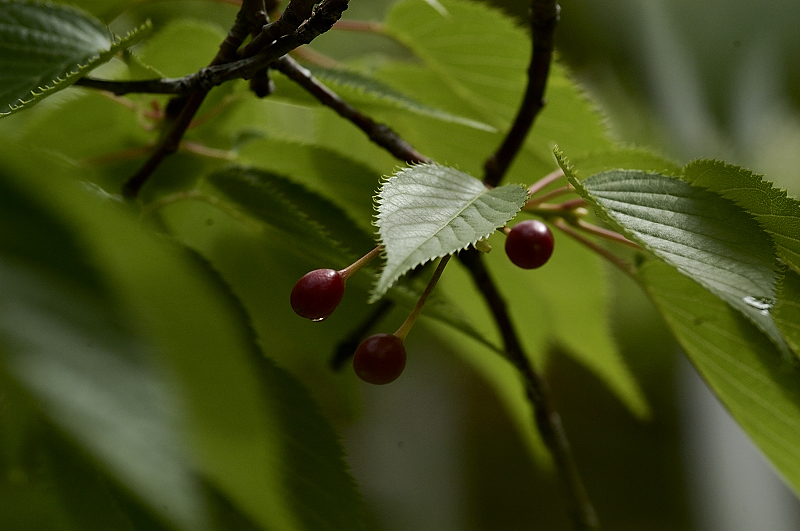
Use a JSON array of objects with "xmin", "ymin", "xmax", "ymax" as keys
[
  {"xmin": 525, "ymin": 184, "xmax": 575, "ymax": 207},
  {"xmin": 574, "ymin": 219, "xmax": 640, "ymax": 249},
  {"xmin": 339, "ymin": 245, "xmax": 384, "ymax": 281},
  {"xmin": 553, "ymin": 219, "xmax": 636, "ymax": 277},
  {"xmin": 527, "ymin": 168, "xmax": 566, "ymax": 196},
  {"xmin": 394, "ymin": 254, "xmax": 451, "ymax": 341}
]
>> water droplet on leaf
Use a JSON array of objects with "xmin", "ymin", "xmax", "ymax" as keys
[{"xmin": 743, "ymin": 296, "xmax": 773, "ymax": 315}]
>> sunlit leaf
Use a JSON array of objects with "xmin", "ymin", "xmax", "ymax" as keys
[
  {"xmin": 774, "ymin": 268, "xmax": 800, "ymax": 354},
  {"xmin": 561, "ymin": 152, "xmax": 789, "ymax": 357},
  {"xmin": 380, "ymin": 0, "xmax": 612, "ymax": 181},
  {"xmin": 133, "ymin": 18, "xmax": 225, "ymax": 78},
  {"xmin": 562, "ymin": 147, "xmax": 682, "ymax": 178},
  {"xmin": 0, "ymin": 0, "xmax": 149, "ymax": 116},
  {"xmin": 371, "ymin": 163, "xmax": 527, "ymax": 302},
  {"xmin": 384, "ymin": 0, "xmax": 528, "ymax": 124},
  {"xmin": 641, "ymin": 261, "xmax": 800, "ymax": 497},
  {"xmin": 683, "ymin": 159, "xmax": 800, "ymax": 275}
]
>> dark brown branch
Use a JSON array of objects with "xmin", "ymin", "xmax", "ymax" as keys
[
  {"xmin": 239, "ymin": 0, "xmax": 315, "ymax": 56},
  {"xmin": 122, "ymin": 0, "xmax": 350, "ymax": 197},
  {"xmin": 458, "ymin": 249, "xmax": 598, "ymax": 529},
  {"xmin": 78, "ymin": 1, "xmax": 351, "ymax": 99},
  {"xmin": 483, "ymin": 0, "xmax": 560, "ymax": 187},
  {"xmin": 271, "ymin": 56, "xmax": 430, "ymax": 165},
  {"xmin": 75, "ymin": 76, "xmax": 187, "ymax": 95}
]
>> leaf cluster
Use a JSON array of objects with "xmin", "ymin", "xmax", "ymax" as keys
[{"xmin": 1, "ymin": 0, "xmax": 800, "ymax": 528}]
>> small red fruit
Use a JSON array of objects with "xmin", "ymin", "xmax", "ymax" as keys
[
  {"xmin": 290, "ymin": 269, "xmax": 346, "ymax": 321},
  {"xmin": 504, "ymin": 219, "xmax": 554, "ymax": 269},
  {"xmin": 353, "ymin": 333, "xmax": 407, "ymax": 385}
]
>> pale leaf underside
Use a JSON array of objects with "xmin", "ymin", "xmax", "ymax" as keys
[{"xmin": 371, "ymin": 163, "xmax": 527, "ymax": 302}]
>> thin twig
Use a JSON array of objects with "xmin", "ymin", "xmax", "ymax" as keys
[
  {"xmin": 458, "ymin": 249, "xmax": 598, "ymax": 529},
  {"xmin": 528, "ymin": 168, "xmax": 565, "ymax": 196},
  {"xmin": 468, "ymin": 0, "xmax": 599, "ymax": 526},
  {"xmin": 483, "ymin": 0, "xmax": 560, "ymax": 187},
  {"xmin": 271, "ymin": 55, "xmax": 430, "ymax": 164},
  {"xmin": 78, "ymin": 1, "xmax": 351, "ymax": 99},
  {"xmin": 121, "ymin": 0, "xmax": 350, "ymax": 197},
  {"xmin": 574, "ymin": 219, "xmax": 639, "ymax": 249},
  {"xmin": 267, "ymin": 2, "xmax": 596, "ymax": 523},
  {"xmin": 526, "ymin": 185, "xmax": 574, "ymax": 206},
  {"xmin": 75, "ymin": 76, "xmax": 188, "ymax": 95}
]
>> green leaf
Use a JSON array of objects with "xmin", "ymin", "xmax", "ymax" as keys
[
  {"xmin": 774, "ymin": 268, "xmax": 800, "ymax": 354},
  {"xmin": 0, "ymin": 0, "xmax": 149, "ymax": 116},
  {"xmin": 303, "ymin": 65, "xmax": 497, "ymax": 132},
  {"xmin": 371, "ymin": 163, "xmax": 528, "ymax": 302},
  {"xmin": 0, "ymin": 147, "xmax": 311, "ymax": 530},
  {"xmin": 133, "ymin": 18, "xmax": 225, "ymax": 78},
  {"xmin": 683, "ymin": 159, "xmax": 800, "ymax": 276},
  {"xmin": 204, "ymin": 165, "xmax": 376, "ymax": 265},
  {"xmin": 381, "ymin": 0, "xmax": 612, "ymax": 179},
  {"xmin": 561, "ymin": 146, "xmax": 682, "ymax": 178},
  {"xmin": 561, "ymin": 154, "xmax": 789, "ymax": 357},
  {"xmin": 0, "ymin": 157, "xmax": 205, "ymax": 530},
  {"xmin": 255, "ymin": 356, "xmax": 367, "ymax": 531},
  {"xmin": 641, "ymin": 261, "xmax": 800, "ymax": 497},
  {"xmin": 384, "ymin": 0, "xmax": 529, "ymax": 125},
  {"xmin": 235, "ymin": 138, "xmax": 383, "ymax": 229}
]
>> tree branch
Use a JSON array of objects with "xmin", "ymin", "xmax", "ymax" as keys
[
  {"xmin": 462, "ymin": 1, "xmax": 599, "ymax": 527},
  {"xmin": 75, "ymin": 76, "xmax": 187, "ymax": 95},
  {"xmin": 458, "ymin": 249, "xmax": 598, "ymax": 529},
  {"xmin": 271, "ymin": 56, "xmax": 430, "ymax": 164},
  {"xmin": 121, "ymin": 0, "xmax": 351, "ymax": 197},
  {"xmin": 483, "ymin": 0, "xmax": 560, "ymax": 187}
]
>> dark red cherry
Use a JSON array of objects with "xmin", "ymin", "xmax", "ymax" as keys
[
  {"xmin": 353, "ymin": 333, "xmax": 407, "ymax": 385},
  {"xmin": 504, "ymin": 219, "xmax": 554, "ymax": 269},
  {"xmin": 290, "ymin": 269, "xmax": 345, "ymax": 321}
]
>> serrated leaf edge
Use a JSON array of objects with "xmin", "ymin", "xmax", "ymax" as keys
[
  {"xmin": 306, "ymin": 65, "xmax": 497, "ymax": 133},
  {"xmin": 556, "ymin": 147, "xmax": 794, "ymax": 359},
  {"xmin": 683, "ymin": 158, "xmax": 800, "ymax": 276},
  {"xmin": 0, "ymin": 20, "xmax": 152, "ymax": 117},
  {"xmin": 368, "ymin": 163, "xmax": 527, "ymax": 303}
]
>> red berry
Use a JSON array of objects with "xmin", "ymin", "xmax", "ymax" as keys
[
  {"xmin": 504, "ymin": 219, "xmax": 554, "ymax": 269},
  {"xmin": 290, "ymin": 269, "xmax": 345, "ymax": 321},
  {"xmin": 353, "ymin": 333, "xmax": 407, "ymax": 385}
]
